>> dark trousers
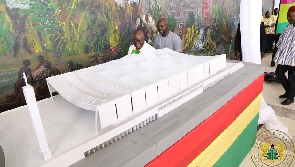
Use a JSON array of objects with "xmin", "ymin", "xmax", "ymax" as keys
[
  {"xmin": 272, "ymin": 34, "xmax": 281, "ymax": 61},
  {"xmin": 275, "ymin": 64, "xmax": 295, "ymax": 99},
  {"xmin": 238, "ymin": 49, "xmax": 242, "ymax": 61},
  {"xmin": 266, "ymin": 34, "xmax": 275, "ymax": 51},
  {"xmin": 260, "ymin": 36, "xmax": 266, "ymax": 53}
]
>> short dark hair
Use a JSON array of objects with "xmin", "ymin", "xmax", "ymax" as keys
[
  {"xmin": 38, "ymin": 55, "xmax": 44, "ymax": 60},
  {"xmin": 23, "ymin": 59, "xmax": 31, "ymax": 66},
  {"xmin": 67, "ymin": 60, "xmax": 74, "ymax": 67}
]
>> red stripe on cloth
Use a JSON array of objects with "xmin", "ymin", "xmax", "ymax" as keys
[{"xmin": 145, "ymin": 74, "xmax": 264, "ymax": 167}]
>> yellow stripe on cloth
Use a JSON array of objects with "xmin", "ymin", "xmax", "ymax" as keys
[{"xmin": 188, "ymin": 93, "xmax": 262, "ymax": 167}]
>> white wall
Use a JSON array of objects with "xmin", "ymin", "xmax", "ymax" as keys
[
  {"xmin": 274, "ymin": 0, "xmax": 280, "ymax": 9},
  {"xmin": 262, "ymin": 0, "xmax": 274, "ymax": 14}
]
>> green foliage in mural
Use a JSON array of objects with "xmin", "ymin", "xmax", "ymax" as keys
[
  {"xmin": 184, "ymin": 25, "xmax": 199, "ymax": 54},
  {"xmin": 0, "ymin": 0, "xmax": 134, "ymax": 107},
  {"xmin": 0, "ymin": 0, "xmax": 124, "ymax": 58},
  {"xmin": 0, "ymin": 14, "xmax": 14, "ymax": 57},
  {"xmin": 167, "ymin": 15, "xmax": 177, "ymax": 32},
  {"xmin": 21, "ymin": 1, "xmax": 57, "ymax": 53},
  {"xmin": 186, "ymin": 12, "xmax": 196, "ymax": 28},
  {"xmin": 149, "ymin": 2, "xmax": 164, "ymax": 23},
  {"xmin": 118, "ymin": 17, "xmax": 133, "ymax": 54},
  {"xmin": 210, "ymin": 0, "xmax": 240, "ymax": 57}
]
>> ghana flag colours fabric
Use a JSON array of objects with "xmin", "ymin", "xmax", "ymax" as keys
[
  {"xmin": 145, "ymin": 74, "xmax": 264, "ymax": 167},
  {"xmin": 276, "ymin": 0, "xmax": 295, "ymax": 34}
]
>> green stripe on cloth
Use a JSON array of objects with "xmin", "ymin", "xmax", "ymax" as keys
[{"xmin": 213, "ymin": 114, "xmax": 259, "ymax": 167}]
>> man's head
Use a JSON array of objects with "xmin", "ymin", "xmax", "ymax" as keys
[
  {"xmin": 265, "ymin": 11, "xmax": 270, "ymax": 18},
  {"xmin": 37, "ymin": 55, "xmax": 44, "ymax": 63},
  {"xmin": 287, "ymin": 6, "xmax": 295, "ymax": 24},
  {"xmin": 23, "ymin": 59, "xmax": 31, "ymax": 66},
  {"xmin": 67, "ymin": 60, "xmax": 74, "ymax": 68},
  {"xmin": 274, "ymin": 8, "xmax": 279, "ymax": 15},
  {"xmin": 44, "ymin": 62, "xmax": 52, "ymax": 69},
  {"xmin": 132, "ymin": 30, "xmax": 145, "ymax": 51},
  {"xmin": 157, "ymin": 18, "xmax": 169, "ymax": 37}
]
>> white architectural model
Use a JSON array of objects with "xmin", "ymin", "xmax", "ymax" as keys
[
  {"xmin": 47, "ymin": 48, "xmax": 228, "ymax": 131},
  {"xmin": 46, "ymin": 48, "xmax": 242, "ymax": 152},
  {"xmin": 0, "ymin": 48, "xmax": 244, "ymax": 167}
]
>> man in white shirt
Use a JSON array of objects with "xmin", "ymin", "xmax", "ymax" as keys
[{"xmin": 127, "ymin": 30, "xmax": 155, "ymax": 55}]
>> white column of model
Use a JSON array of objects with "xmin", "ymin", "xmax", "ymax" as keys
[{"xmin": 22, "ymin": 73, "xmax": 52, "ymax": 160}]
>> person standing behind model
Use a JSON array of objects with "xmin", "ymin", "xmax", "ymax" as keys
[
  {"xmin": 271, "ymin": 8, "xmax": 280, "ymax": 67},
  {"xmin": 263, "ymin": 11, "xmax": 276, "ymax": 53},
  {"xmin": 273, "ymin": 6, "xmax": 295, "ymax": 105},
  {"xmin": 271, "ymin": 8, "xmax": 279, "ymax": 23},
  {"xmin": 127, "ymin": 30, "xmax": 155, "ymax": 55},
  {"xmin": 153, "ymin": 18, "xmax": 182, "ymax": 52}
]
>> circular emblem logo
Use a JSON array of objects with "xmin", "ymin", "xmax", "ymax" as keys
[{"xmin": 250, "ymin": 129, "xmax": 295, "ymax": 167}]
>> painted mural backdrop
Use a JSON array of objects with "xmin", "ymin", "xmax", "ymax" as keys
[
  {"xmin": 276, "ymin": 0, "xmax": 295, "ymax": 34},
  {"xmin": 0, "ymin": 0, "xmax": 240, "ymax": 110}
]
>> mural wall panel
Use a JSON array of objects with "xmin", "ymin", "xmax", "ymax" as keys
[{"xmin": 0, "ymin": 0, "xmax": 241, "ymax": 111}]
